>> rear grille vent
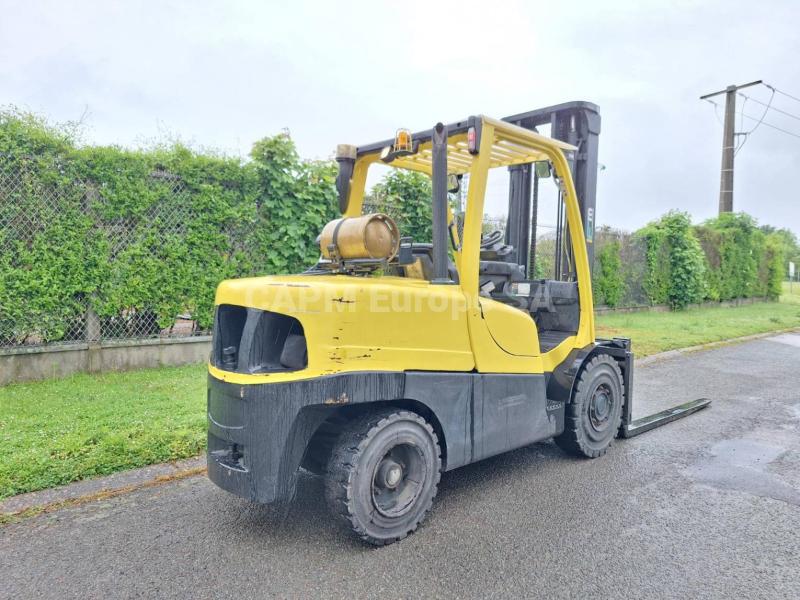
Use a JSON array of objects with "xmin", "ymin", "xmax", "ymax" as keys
[{"xmin": 212, "ymin": 305, "xmax": 307, "ymax": 374}]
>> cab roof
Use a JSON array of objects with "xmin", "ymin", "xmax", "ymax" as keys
[{"xmin": 355, "ymin": 115, "xmax": 577, "ymax": 175}]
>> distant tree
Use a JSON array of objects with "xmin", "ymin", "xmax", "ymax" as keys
[{"xmin": 761, "ymin": 226, "xmax": 800, "ymax": 277}]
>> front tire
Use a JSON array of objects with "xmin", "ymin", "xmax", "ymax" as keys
[
  {"xmin": 555, "ymin": 354, "xmax": 624, "ymax": 458},
  {"xmin": 325, "ymin": 409, "xmax": 441, "ymax": 546}
]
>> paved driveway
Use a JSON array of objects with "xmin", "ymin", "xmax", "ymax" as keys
[{"xmin": 2, "ymin": 334, "xmax": 799, "ymax": 599}]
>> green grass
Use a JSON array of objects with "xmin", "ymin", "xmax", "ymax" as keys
[
  {"xmin": 781, "ymin": 280, "xmax": 800, "ymax": 304},
  {"xmin": 0, "ymin": 364, "xmax": 206, "ymax": 499},
  {"xmin": 3, "ymin": 291, "xmax": 800, "ymax": 501},
  {"xmin": 597, "ymin": 295, "xmax": 800, "ymax": 357}
]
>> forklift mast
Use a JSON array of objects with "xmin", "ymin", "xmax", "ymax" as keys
[{"xmin": 502, "ymin": 101, "xmax": 601, "ymax": 279}]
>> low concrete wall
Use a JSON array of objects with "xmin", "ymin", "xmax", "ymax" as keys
[
  {"xmin": 0, "ymin": 337, "xmax": 211, "ymax": 386},
  {"xmin": 0, "ymin": 296, "xmax": 775, "ymax": 385}
]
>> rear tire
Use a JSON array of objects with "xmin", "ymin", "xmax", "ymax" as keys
[
  {"xmin": 325, "ymin": 409, "xmax": 441, "ymax": 546},
  {"xmin": 555, "ymin": 354, "xmax": 624, "ymax": 458}
]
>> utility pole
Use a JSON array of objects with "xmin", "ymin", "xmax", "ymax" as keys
[{"xmin": 700, "ymin": 80, "xmax": 762, "ymax": 214}]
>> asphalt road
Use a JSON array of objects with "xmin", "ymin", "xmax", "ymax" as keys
[{"xmin": 2, "ymin": 334, "xmax": 800, "ymax": 599}]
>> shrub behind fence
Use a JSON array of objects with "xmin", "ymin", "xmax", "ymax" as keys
[
  {"xmin": 0, "ymin": 113, "xmax": 338, "ymax": 351},
  {"xmin": 0, "ymin": 156, "xmax": 247, "ymax": 348},
  {"xmin": 0, "ymin": 112, "xmax": 789, "ymax": 354}
]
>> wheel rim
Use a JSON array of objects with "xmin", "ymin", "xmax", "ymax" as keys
[
  {"xmin": 371, "ymin": 443, "xmax": 426, "ymax": 518},
  {"xmin": 588, "ymin": 382, "xmax": 614, "ymax": 433}
]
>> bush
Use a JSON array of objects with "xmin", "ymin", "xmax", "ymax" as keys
[
  {"xmin": 0, "ymin": 109, "xmax": 337, "ymax": 341},
  {"xmin": 762, "ymin": 234, "xmax": 785, "ymax": 300},
  {"xmin": 249, "ymin": 134, "xmax": 338, "ymax": 275},
  {"xmin": 364, "ymin": 170, "xmax": 432, "ymax": 242},
  {"xmin": 637, "ymin": 211, "xmax": 706, "ymax": 309},
  {"xmin": 593, "ymin": 226, "xmax": 647, "ymax": 307},
  {"xmin": 696, "ymin": 213, "xmax": 763, "ymax": 301},
  {"xmin": 761, "ymin": 226, "xmax": 799, "ymax": 278},
  {"xmin": 1, "ymin": 107, "xmax": 790, "ymax": 343},
  {"xmin": 594, "ymin": 240, "xmax": 625, "ymax": 307}
]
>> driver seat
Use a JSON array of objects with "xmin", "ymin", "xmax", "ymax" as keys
[{"xmin": 400, "ymin": 243, "xmax": 459, "ymax": 283}]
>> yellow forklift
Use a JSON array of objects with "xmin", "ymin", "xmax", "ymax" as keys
[{"xmin": 207, "ymin": 103, "xmax": 709, "ymax": 545}]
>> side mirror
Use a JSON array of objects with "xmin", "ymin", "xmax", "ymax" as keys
[
  {"xmin": 447, "ymin": 173, "xmax": 462, "ymax": 194},
  {"xmin": 534, "ymin": 161, "xmax": 552, "ymax": 179}
]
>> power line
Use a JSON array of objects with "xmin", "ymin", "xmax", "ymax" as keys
[
  {"xmin": 739, "ymin": 95, "xmax": 747, "ymax": 132},
  {"xmin": 735, "ymin": 95, "xmax": 748, "ymax": 154},
  {"xmin": 766, "ymin": 83, "xmax": 800, "ymax": 106},
  {"xmin": 740, "ymin": 110, "xmax": 800, "ymax": 139},
  {"xmin": 734, "ymin": 87, "xmax": 775, "ymax": 155},
  {"xmin": 706, "ymin": 98, "xmax": 800, "ymax": 140},
  {"xmin": 739, "ymin": 92, "xmax": 800, "ymax": 122},
  {"xmin": 706, "ymin": 98, "xmax": 724, "ymax": 125}
]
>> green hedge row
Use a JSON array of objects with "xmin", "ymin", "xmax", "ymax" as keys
[
  {"xmin": 1, "ymin": 110, "xmax": 791, "ymax": 347},
  {"xmin": 594, "ymin": 211, "xmax": 787, "ymax": 309},
  {"xmin": 0, "ymin": 111, "xmax": 338, "ymax": 343}
]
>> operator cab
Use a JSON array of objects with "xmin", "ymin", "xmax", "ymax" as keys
[
  {"xmin": 376, "ymin": 163, "xmax": 581, "ymax": 354},
  {"xmin": 476, "ymin": 236, "xmax": 579, "ymax": 353},
  {"xmin": 388, "ymin": 221, "xmax": 579, "ymax": 354},
  {"xmin": 322, "ymin": 108, "xmax": 599, "ymax": 358}
]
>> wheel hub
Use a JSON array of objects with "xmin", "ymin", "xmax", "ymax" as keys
[
  {"xmin": 371, "ymin": 443, "xmax": 425, "ymax": 518},
  {"xmin": 377, "ymin": 459, "xmax": 403, "ymax": 489},
  {"xmin": 589, "ymin": 383, "xmax": 614, "ymax": 430}
]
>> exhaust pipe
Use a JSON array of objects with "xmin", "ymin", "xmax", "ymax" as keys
[{"xmin": 335, "ymin": 144, "xmax": 357, "ymax": 214}]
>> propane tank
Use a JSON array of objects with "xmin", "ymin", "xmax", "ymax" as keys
[{"xmin": 319, "ymin": 213, "xmax": 400, "ymax": 261}]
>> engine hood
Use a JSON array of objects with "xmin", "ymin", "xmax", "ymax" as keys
[{"xmin": 211, "ymin": 274, "xmax": 475, "ymax": 383}]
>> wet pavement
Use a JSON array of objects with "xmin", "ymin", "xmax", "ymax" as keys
[{"xmin": 2, "ymin": 333, "xmax": 799, "ymax": 599}]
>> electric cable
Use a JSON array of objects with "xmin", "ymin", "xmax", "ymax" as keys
[
  {"xmin": 765, "ymin": 83, "xmax": 800, "ymax": 106},
  {"xmin": 734, "ymin": 86, "xmax": 775, "ymax": 155},
  {"xmin": 705, "ymin": 98, "xmax": 800, "ymax": 141},
  {"xmin": 739, "ymin": 93, "xmax": 800, "ymax": 122}
]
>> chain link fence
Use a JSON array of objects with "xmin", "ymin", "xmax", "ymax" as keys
[
  {"xmin": 2, "ymin": 158, "xmax": 654, "ymax": 354},
  {"xmin": 1, "ymin": 158, "xmax": 87, "ymax": 348},
  {"xmin": 0, "ymin": 157, "xmax": 210, "ymax": 351},
  {"xmin": 593, "ymin": 226, "xmax": 649, "ymax": 307}
]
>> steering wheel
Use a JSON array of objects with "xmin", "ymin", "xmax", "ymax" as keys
[{"xmin": 480, "ymin": 229, "xmax": 504, "ymax": 249}]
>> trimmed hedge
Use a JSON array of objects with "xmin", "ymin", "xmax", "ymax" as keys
[
  {"xmin": 1, "ymin": 109, "xmax": 789, "ymax": 346},
  {"xmin": 0, "ymin": 110, "xmax": 337, "ymax": 343},
  {"xmin": 595, "ymin": 211, "xmax": 785, "ymax": 309},
  {"xmin": 638, "ymin": 211, "xmax": 707, "ymax": 309},
  {"xmin": 593, "ymin": 239, "xmax": 625, "ymax": 307}
]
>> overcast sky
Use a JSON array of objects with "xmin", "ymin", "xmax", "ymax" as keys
[{"xmin": 2, "ymin": 0, "xmax": 799, "ymax": 234}]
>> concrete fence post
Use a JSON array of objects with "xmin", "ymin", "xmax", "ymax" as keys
[{"xmin": 86, "ymin": 304, "xmax": 101, "ymax": 373}]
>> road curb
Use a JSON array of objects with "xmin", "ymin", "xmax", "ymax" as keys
[
  {"xmin": 636, "ymin": 327, "xmax": 800, "ymax": 366},
  {"xmin": 0, "ymin": 456, "xmax": 207, "ymax": 523}
]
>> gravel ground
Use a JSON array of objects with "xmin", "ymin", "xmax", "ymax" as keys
[{"xmin": 2, "ymin": 333, "xmax": 799, "ymax": 599}]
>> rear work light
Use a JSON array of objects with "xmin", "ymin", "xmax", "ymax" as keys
[{"xmin": 467, "ymin": 126, "xmax": 478, "ymax": 154}]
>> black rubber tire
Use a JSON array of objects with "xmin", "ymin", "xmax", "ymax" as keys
[
  {"xmin": 324, "ymin": 409, "xmax": 441, "ymax": 546},
  {"xmin": 555, "ymin": 353, "xmax": 624, "ymax": 458}
]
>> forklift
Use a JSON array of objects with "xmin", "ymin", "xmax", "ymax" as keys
[{"xmin": 207, "ymin": 102, "xmax": 709, "ymax": 545}]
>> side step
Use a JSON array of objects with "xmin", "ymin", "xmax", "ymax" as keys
[{"xmin": 620, "ymin": 398, "xmax": 711, "ymax": 438}]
